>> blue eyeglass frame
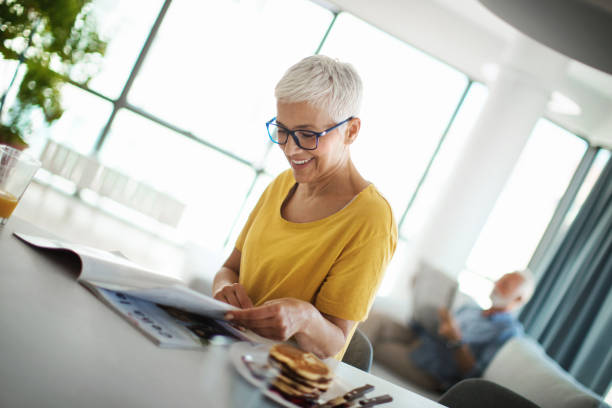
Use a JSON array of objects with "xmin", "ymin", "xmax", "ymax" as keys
[{"xmin": 266, "ymin": 116, "xmax": 354, "ymax": 150}]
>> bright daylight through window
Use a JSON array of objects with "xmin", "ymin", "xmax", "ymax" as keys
[
  {"xmin": 460, "ymin": 119, "xmax": 588, "ymax": 307},
  {"xmin": 317, "ymin": 12, "xmax": 469, "ymax": 218},
  {"xmin": 378, "ymin": 82, "xmax": 489, "ymax": 298}
]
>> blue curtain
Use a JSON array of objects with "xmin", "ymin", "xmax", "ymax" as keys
[{"xmin": 520, "ymin": 155, "xmax": 612, "ymax": 396}]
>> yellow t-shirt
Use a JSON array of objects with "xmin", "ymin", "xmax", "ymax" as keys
[{"xmin": 235, "ymin": 170, "xmax": 397, "ymax": 359}]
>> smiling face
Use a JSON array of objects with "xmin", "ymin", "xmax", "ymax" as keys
[{"xmin": 276, "ymin": 101, "xmax": 357, "ymax": 185}]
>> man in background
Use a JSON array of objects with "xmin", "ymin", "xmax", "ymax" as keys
[{"xmin": 361, "ymin": 270, "xmax": 535, "ymax": 392}]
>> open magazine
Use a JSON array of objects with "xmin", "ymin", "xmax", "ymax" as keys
[
  {"xmin": 411, "ymin": 260, "xmax": 458, "ymax": 334},
  {"xmin": 14, "ymin": 232, "xmax": 271, "ymax": 349}
]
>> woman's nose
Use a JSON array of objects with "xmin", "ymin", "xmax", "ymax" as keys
[{"xmin": 283, "ymin": 134, "xmax": 303, "ymax": 154}]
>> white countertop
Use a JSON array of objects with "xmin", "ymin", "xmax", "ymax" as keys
[{"xmin": 0, "ymin": 217, "xmax": 444, "ymax": 408}]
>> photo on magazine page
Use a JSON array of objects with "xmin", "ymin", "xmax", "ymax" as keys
[{"xmin": 95, "ymin": 288, "xmax": 246, "ymax": 349}]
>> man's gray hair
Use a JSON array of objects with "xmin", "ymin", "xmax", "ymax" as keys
[
  {"xmin": 274, "ymin": 55, "xmax": 363, "ymax": 122},
  {"xmin": 516, "ymin": 268, "xmax": 536, "ymax": 304}
]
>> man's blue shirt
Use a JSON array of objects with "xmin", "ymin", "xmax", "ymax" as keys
[{"xmin": 409, "ymin": 304, "xmax": 523, "ymax": 389}]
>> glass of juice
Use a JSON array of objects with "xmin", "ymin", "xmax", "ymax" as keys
[{"xmin": 0, "ymin": 145, "xmax": 41, "ymax": 225}]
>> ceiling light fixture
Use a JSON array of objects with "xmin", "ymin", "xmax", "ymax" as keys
[{"xmin": 548, "ymin": 91, "xmax": 582, "ymax": 116}]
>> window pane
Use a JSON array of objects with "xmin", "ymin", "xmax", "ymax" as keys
[
  {"xmin": 464, "ymin": 119, "xmax": 588, "ymax": 284},
  {"xmin": 71, "ymin": 0, "xmax": 165, "ymax": 98},
  {"xmin": 560, "ymin": 148, "xmax": 611, "ymax": 233},
  {"xmin": 224, "ymin": 173, "xmax": 273, "ymax": 251},
  {"xmin": 317, "ymin": 12, "xmax": 469, "ymax": 217},
  {"xmin": 265, "ymin": 140, "xmax": 290, "ymax": 175},
  {"xmin": 0, "ymin": 57, "xmax": 20, "ymax": 94},
  {"xmin": 377, "ymin": 238, "xmax": 414, "ymax": 298},
  {"xmin": 99, "ymin": 110, "xmax": 255, "ymax": 249},
  {"xmin": 129, "ymin": 0, "xmax": 334, "ymax": 163},
  {"xmin": 1, "ymin": 59, "xmax": 28, "ymax": 136},
  {"xmin": 400, "ymin": 82, "xmax": 489, "ymax": 239},
  {"xmin": 1, "ymin": 61, "xmax": 112, "ymax": 157},
  {"xmin": 27, "ymin": 85, "xmax": 113, "ymax": 156},
  {"xmin": 378, "ymin": 82, "xmax": 488, "ymax": 301},
  {"xmin": 457, "ymin": 269, "xmax": 495, "ymax": 309}
]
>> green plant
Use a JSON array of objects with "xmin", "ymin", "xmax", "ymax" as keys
[{"xmin": 0, "ymin": 0, "xmax": 106, "ymax": 148}]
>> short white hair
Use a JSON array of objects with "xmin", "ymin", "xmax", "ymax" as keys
[
  {"xmin": 274, "ymin": 55, "xmax": 363, "ymax": 122},
  {"xmin": 515, "ymin": 268, "xmax": 536, "ymax": 304}
]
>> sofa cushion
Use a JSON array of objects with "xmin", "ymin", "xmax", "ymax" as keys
[{"xmin": 483, "ymin": 336, "xmax": 604, "ymax": 408}]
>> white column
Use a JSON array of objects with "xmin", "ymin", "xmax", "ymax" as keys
[{"xmin": 411, "ymin": 34, "xmax": 569, "ymax": 277}]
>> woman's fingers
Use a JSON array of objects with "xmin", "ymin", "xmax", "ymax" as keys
[
  {"xmin": 226, "ymin": 299, "xmax": 306, "ymax": 341},
  {"xmin": 235, "ymin": 285, "xmax": 253, "ymax": 309},
  {"xmin": 230, "ymin": 314, "xmax": 278, "ymax": 329},
  {"xmin": 214, "ymin": 283, "xmax": 253, "ymax": 309},
  {"xmin": 213, "ymin": 291, "xmax": 227, "ymax": 303},
  {"xmin": 223, "ymin": 290, "xmax": 242, "ymax": 308},
  {"xmin": 228, "ymin": 303, "xmax": 279, "ymax": 321}
]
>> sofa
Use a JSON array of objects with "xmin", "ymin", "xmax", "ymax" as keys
[
  {"xmin": 366, "ymin": 256, "xmax": 609, "ymax": 408},
  {"xmin": 482, "ymin": 336, "xmax": 607, "ymax": 408},
  {"xmin": 366, "ymin": 303, "xmax": 609, "ymax": 408}
]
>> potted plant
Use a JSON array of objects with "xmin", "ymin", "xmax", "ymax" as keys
[{"xmin": 0, "ymin": 0, "xmax": 107, "ymax": 150}]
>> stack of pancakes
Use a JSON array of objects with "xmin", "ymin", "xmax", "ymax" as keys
[{"xmin": 268, "ymin": 344, "xmax": 334, "ymax": 402}]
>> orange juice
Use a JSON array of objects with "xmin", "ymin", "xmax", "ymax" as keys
[{"xmin": 0, "ymin": 190, "xmax": 18, "ymax": 218}]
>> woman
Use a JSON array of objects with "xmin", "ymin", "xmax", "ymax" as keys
[{"xmin": 212, "ymin": 55, "xmax": 397, "ymax": 359}]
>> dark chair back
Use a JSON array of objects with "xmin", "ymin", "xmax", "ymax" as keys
[
  {"xmin": 342, "ymin": 328, "xmax": 373, "ymax": 372},
  {"xmin": 438, "ymin": 379, "xmax": 541, "ymax": 408}
]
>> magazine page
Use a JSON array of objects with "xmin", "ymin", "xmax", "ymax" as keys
[
  {"xmin": 85, "ymin": 284, "xmax": 272, "ymax": 346},
  {"xmin": 411, "ymin": 260, "xmax": 458, "ymax": 334},
  {"xmin": 89, "ymin": 285, "xmax": 254, "ymax": 348},
  {"xmin": 14, "ymin": 232, "xmax": 252, "ymax": 328},
  {"xmin": 119, "ymin": 284, "xmax": 238, "ymax": 320},
  {"xmin": 14, "ymin": 232, "xmax": 181, "ymax": 289},
  {"xmin": 93, "ymin": 285, "xmax": 210, "ymax": 349}
]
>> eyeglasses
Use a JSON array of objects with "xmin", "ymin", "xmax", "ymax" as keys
[{"xmin": 266, "ymin": 116, "xmax": 354, "ymax": 150}]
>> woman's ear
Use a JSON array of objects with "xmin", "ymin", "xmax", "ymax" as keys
[{"xmin": 345, "ymin": 117, "xmax": 361, "ymax": 145}]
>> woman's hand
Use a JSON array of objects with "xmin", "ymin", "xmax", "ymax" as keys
[
  {"xmin": 213, "ymin": 283, "xmax": 253, "ymax": 309},
  {"xmin": 227, "ymin": 298, "xmax": 353, "ymax": 358},
  {"xmin": 225, "ymin": 298, "xmax": 309, "ymax": 341},
  {"xmin": 212, "ymin": 248, "xmax": 252, "ymax": 308}
]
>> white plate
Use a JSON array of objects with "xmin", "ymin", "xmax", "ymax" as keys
[{"xmin": 229, "ymin": 342, "xmax": 349, "ymax": 408}]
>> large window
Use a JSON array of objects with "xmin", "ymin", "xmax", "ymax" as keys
[
  {"xmin": 459, "ymin": 120, "xmax": 589, "ymax": 306},
  {"xmin": 558, "ymin": 148, "xmax": 611, "ymax": 235},
  {"xmin": 98, "ymin": 110, "xmax": 256, "ymax": 249},
  {"xmin": 78, "ymin": 0, "xmax": 166, "ymax": 98},
  {"xmin": 379, "ymin": 81, "xmax": 489, "ymax": 297},
  {"xmin": 317, "ymin": 13, "xmax": 469, "ymax": 217},
  {"xmin": 128, "ymin": 0, "xmax": 334, "ymax": 163},
  {"xmin": 27, "ymin": 85, "xmax": 114, "ymax": 156},
  {"xmin": 399, "ymin": 81, "xmax": 489, "ymax": 240}
]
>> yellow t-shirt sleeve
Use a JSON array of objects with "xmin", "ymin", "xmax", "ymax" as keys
[{"xmin": 315, "ymin": 231, "xmax": 397, "ymax": 322}]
